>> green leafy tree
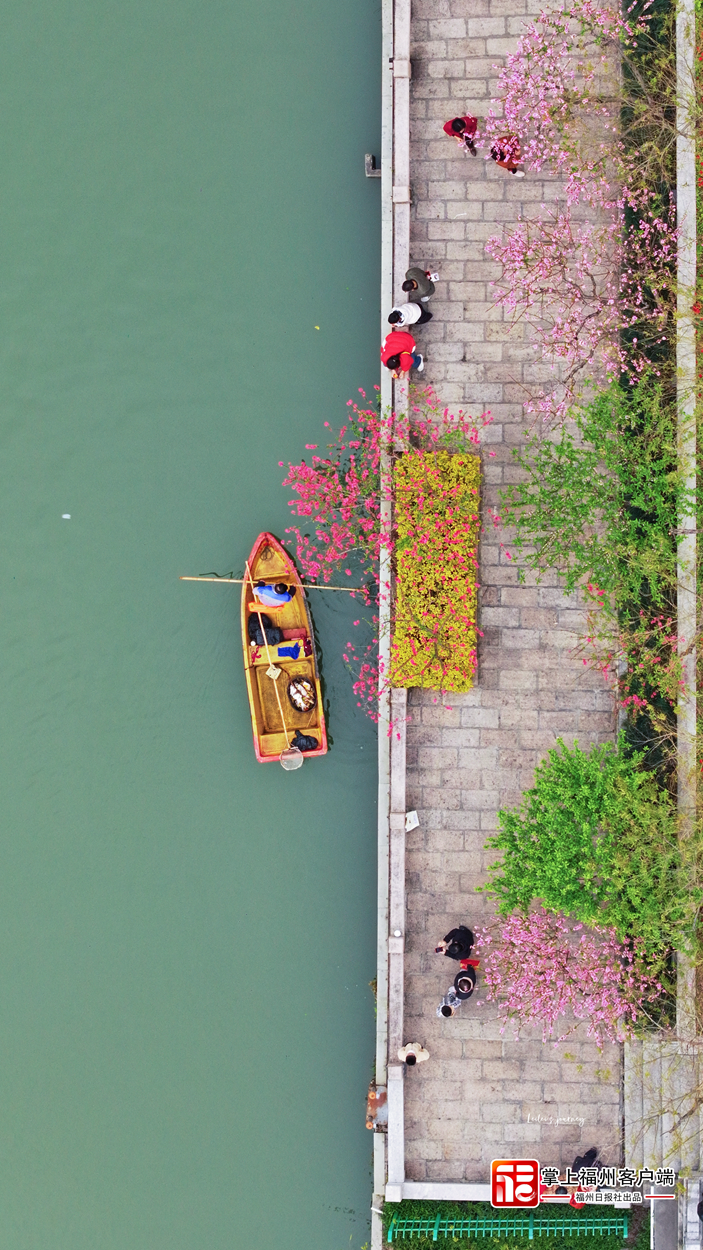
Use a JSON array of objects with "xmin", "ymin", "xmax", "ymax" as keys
[
  {"xmin": 498, "ymin": 374, "xmax": 688, "ymax": 612},
  {"xmin": 482, "ymin": 738, "xmax": 696, "ymax": 962}
]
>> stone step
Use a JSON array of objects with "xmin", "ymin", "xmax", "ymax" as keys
[{"xmin": 625, "ymin": 1039, "xmax": 701, "ymax": 1172}]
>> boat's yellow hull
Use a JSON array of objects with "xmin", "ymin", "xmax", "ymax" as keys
[{"xmin": 241, "ymin": 532, "xmax": 328, "ymax": 763}]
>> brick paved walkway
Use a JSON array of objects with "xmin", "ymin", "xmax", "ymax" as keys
[{"xmin": 401, "ymin": 0, "xmax": 623, "ymax": 1183}]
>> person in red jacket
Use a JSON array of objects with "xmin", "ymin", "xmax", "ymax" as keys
[
  {"xmin": 443, "ymin": 115, "xmax": 478, "ymax": 155},
  {"xmin": 490, "ymin": 134, "xmax": 525, "ymax": 177},
  {"xmin": 381, "ymin": 329, "xmax": 424, "ymax": 378}
]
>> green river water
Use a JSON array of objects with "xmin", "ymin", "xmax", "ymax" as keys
[{"xmin": 0, "ymin": 2, "xmax": 380, "ymax": 1246}]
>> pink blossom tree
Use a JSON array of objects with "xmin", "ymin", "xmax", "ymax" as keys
[
  {"xmin": 487, "ymin": 198, "xmax": 676, "ymax": 419},
  {"xmin": 474, "ymin": 908, "xmax": 665, "ymax": 1045},
  {"xmin": 481, "ymin": 0, "xmax": 678, "ymax": 419},
  {"xmin": 484, "ymin": 0, "xmax": 666, "ymax": 199},
  {"xmin": 281, "ymin": 387, "xmax": 491, "ymax": 716}
]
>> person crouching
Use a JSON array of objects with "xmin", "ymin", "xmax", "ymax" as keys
[
  {"xmin": 402, "ymin": 267, "xmax": 438, "ymax": 304},
  {"xmin": 490, "ymin": 134, "xmax": 525, "ymax": 177},
  {"xmin": 381, "ymin": 329, "xmax": 424, "ymax": 379},
  {"xmin": 443, "ymin": 115, "xmax": 478, "ymax": 155},
  {"xmin": 388, "ymin": 301, "xmax": 432, "ymax": 328}
]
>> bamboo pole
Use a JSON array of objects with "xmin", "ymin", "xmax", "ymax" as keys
[{"xmin": 179, "ymin": 576, "xmax": 362, "ymax": 592}]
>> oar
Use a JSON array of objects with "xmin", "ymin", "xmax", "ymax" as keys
[{"xmin": 180, "ymin": 575, "xmax": 362, "ymax": 592}]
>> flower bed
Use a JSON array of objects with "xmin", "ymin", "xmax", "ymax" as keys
[
  {"xmin": 391, "ymin": 450, "xmax": 481, "ymax": 691},
  {"xmin": 282, "ymin": 389, "xmax": 489, "ymax": 715}
]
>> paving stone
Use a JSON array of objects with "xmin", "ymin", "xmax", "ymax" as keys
[{"xmin": 402, "ymin": 4, "xmax": 621, "ymax": 1184}]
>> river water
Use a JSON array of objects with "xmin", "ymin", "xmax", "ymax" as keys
[{"xmin": 0, "ymin": 2, "xmax": 380, "ymax": 1247}]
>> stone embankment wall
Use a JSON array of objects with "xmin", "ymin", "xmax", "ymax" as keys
[{"xmin": 401, "ymin": 0, "xmax": 622, "ymax": 1182}]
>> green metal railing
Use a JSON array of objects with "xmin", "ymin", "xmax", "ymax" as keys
[{"xmin": 386, "ymin": 1211, "xmax": 629, "ymax": 1242}]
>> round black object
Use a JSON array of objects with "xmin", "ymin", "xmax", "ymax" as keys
[{"xmin": 453, "ymin": 967, "xmax": 476, "ymax": 1000}]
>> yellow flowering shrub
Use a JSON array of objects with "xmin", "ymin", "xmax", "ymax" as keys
[{"xmin": 391, "ymin": 450, "xmax": 481, "ymax": 690}]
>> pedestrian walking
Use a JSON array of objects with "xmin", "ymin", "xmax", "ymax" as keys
[
  {"xmin": 435, "ymin": 925, "xmax": 474, "ymax": 960},
  {"xmin": 443, "ymin": 115, "xmax": 478, "ymax": 155},
  {"xmin": 388, "ymin": 301, "xmax": 433, "ymax": 327},
  {"xmin": 398, "ymin": 1042, "xmax": 430, "ymax": 1066},
  {"xmin": 490, "ymin": 135, "xmax": 525, "ymax": 177},
  {"xmin": 453, "ymin": 967, "xmax": 477, "ymax": 1000},
  {"xmin": 437, "ymin": 987, "xmax": 463, "ymax": 1018},
  {"xmin": 381, "ymin": 329, "xmax": 423, "ymax": 378},
  {"xmin": 402, "ymin": 267, "xmax": 437, "ymax": 303}
]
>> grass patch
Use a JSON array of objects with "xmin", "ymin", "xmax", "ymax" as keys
[{"xmin": 382, "ymin": 1201, "xmax": 649, "ymax": 1250}]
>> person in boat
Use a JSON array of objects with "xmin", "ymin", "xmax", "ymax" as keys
[
  {"xmin": 435, "ymin": 925, "xmax": 474, "ymax": 959},
  {"xmin": 388, "ymin": 302, "xmax": 433, "ymax": 327},
  {"xmin": 381, "ymin": 329, "xmax": 423, "ymax": 378},
  {"xmin": 443, "ymin": 114, "xmax": 478, "ymax": 155},
  {"xmin": 402, "ymin": 267, "xmax": 437, "ymax": 303},
  {"xmin": 253, "ymin": 581, "xmax": 297, "ymax": 607}
]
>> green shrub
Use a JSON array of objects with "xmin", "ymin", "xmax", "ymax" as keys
[
  {"xmin": 498, "ymin": 374, "xmax": 687, "ymax": 612},
  {"xmin": 382, "ymin": 1201, "xmax": 649, "ymax": 1250},
  {"xmin": 481, "ymin": 737, "xmax": 695, "ymax": 962}
]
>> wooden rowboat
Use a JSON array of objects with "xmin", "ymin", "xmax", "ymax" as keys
[{"xmin": 241, "ymin": 532, "xmax": 328, "ymax": 764}]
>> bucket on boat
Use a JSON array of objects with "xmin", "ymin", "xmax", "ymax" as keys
[{"xmin": 280, "ymin": 746, "xmax": 304, "ymax": 771}]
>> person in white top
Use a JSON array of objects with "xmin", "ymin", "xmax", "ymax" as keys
[
  {"xmin": 388, "ymin": 302, "xmax": 432, "ymax": 328},
  {"xmin": 398, "ymin": 1042, "xmax": 430, "ymax": 1066},
  {"xmin": 437, "ymin": 987, "xmax": 463, "ymax": 1017}
]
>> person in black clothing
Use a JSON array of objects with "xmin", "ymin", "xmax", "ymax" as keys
[
  {"xmin": 435, "ymin": 925, "xmax": 474, "ymax": 959},
  {"xmin": 552, "ymin": 1149, "xmax": 601, "ymax": 1196},
  {"xmin": 572, "ymin": 1148, "xmax": 599, "ymax": 1173}
]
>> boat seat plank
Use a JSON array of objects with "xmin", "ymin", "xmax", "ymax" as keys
[{"xmin": 254, "ymin": 667, "xmax": 320, "ymax": 735}]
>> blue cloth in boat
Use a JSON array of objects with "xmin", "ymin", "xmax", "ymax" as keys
[
  {"xmin": 254, "ymin": 583, "xmax": 293, "ymax": 606},
  {"xmin": 277, "ymin": 642, "xmax": 300, "ymax": 659}
]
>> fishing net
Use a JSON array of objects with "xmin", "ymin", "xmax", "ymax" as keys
[{"xmin": 280, "ymin": 746, "xmax": 304, "ymax": 771}]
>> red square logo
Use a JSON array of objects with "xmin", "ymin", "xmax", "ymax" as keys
[{"xmin": 491, "ymin": 1159, "xmax": 540, "ymax": 1207}]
